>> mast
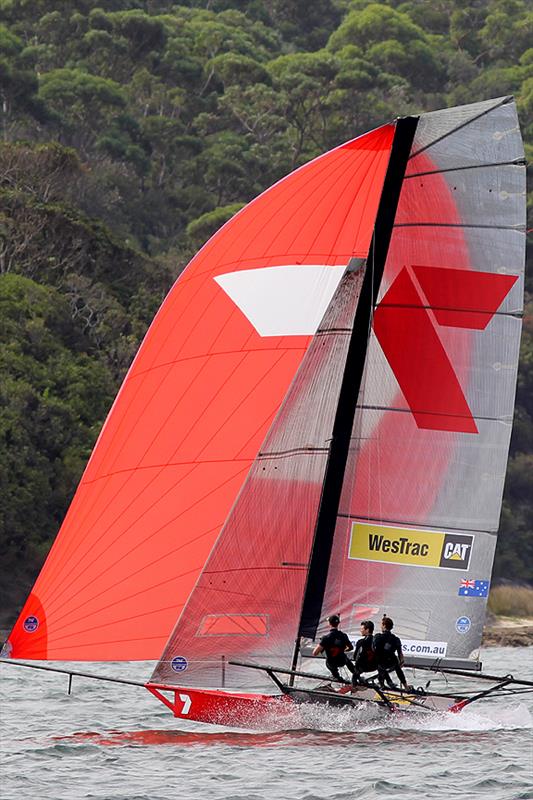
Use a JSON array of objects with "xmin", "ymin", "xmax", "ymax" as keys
[{"xmin": 295, "ymin": 115, "xmax": 419, "ymax": 649}]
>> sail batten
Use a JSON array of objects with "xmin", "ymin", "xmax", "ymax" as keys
[
  {"xmin": 338, "ymin": 512, "xmax": 498, "ymax": 535},
  {"xmin": 353, "ymin": 405, "xmax": 518, "ymax": 423},
  {"xmin": 405, "ymin": 159, "xmax": 526, "ymax": 178},
  {"xmin": 394, "ymin": 223, "xmax": 524, "ymax": 230}
]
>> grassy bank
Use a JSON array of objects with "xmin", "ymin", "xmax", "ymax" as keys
[{"xmin": 488, "ymin": 585, "xmax": 533, "ymax": 618}]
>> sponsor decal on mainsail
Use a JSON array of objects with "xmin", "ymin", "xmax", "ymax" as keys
[
  {"xmin": 373, "ymin": 265, "xmax": 518, "ymax": 434},
  {"xmin": 171, "ymin": 656, "xmax": 188, "ymax": 672},
  {"xmin": 455, "ymin": 617, "xmax": 472, "ymax": 634},
  {"xmin": 349, "ymin": 522, "xmax": 473, "ymax": 570},
  {"xmin": 401, "ymin": 640, "xmax": 448, "ymax": 657}
]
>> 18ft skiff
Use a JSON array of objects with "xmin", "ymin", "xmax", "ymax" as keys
[{"xmin": 2, "ymin": 97, "xmax": 531, "ymax": 726}]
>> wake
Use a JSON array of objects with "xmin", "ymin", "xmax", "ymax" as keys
[{"xmin": 263, "ymin": 699, "xmax": 533, "ymax": 735}]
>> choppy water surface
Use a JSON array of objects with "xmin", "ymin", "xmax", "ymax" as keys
[{"xmin": 1, "ymin": 647, "xmax": 532, "ymax": 800}]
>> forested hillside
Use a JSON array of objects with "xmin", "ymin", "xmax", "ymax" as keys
[{"xmin": 0, "ymin": 0, "xmax": 531, "ymax": 624}]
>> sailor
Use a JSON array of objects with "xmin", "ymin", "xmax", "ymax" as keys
[
  {"xmin": 312, "ymin": 614, "xmax": 355, "ymax": 684},
  {"xmin": 373, "ymin": 615, "xmax": 409, "ymax": 691},
  {"xmin": 352, "ymin": 619, "xmax": 377, "ymax": 685}
]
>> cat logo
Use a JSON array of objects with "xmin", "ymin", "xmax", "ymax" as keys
[
  {"xmin": 439, "ymin": 534, "xmax": 473, "ymax": 570},
  {"xmin": 443, "ymin": 542, "xmax": 469, "ymax": 560}
]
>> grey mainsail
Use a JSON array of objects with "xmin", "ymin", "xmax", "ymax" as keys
[{"xmin": 318, "ymin": 97, "xmax": 525, "ymax": 667}]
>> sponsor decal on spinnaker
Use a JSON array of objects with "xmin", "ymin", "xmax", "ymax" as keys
[
  {"xmin": 458, "ymin": 579, "xmax": 490, "ymax": 597},
  {"xmin": 401, "ymin": 640, "xmax": 448, "ymax": 657},
  {"xmin": 455, "ymin": 616, "xmax": 471, "ymax": 634},
  {"xmin": 349, "ymin": 522, "xmax": 473, "ymax": 570},
  {"xmin": 171, "ymin": 656, "xmax": 188, "ymax": 672},
  {"xmin": 23, "ymin": 616, "xmax": 39, "ymax": 633}
]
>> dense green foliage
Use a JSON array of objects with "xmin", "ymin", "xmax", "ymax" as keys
[{"xmin": 0, "ymin": 0, "xmax": 531, "ymax": 623}]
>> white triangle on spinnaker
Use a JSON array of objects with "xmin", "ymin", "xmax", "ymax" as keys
[{"xmin": 215, "ymin": 265, "xmax": 346, "ymax": 337}]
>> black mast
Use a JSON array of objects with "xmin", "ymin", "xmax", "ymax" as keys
[{"xmin": 295, "ymin": 115, "xmax": 419, "ymax": 650}]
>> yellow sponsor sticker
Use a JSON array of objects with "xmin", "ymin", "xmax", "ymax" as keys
[
  {"xmin": 349, "ymin": 522, "xmax": 473, "ymax": 570},
  {"xmin": 374, "ymin": 691, "xmax": 415, "ymax": 705}
]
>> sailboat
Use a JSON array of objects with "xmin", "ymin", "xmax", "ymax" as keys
[{"xmin": 2, "ymin": 96, "xmax": 531, "ymax": 726}]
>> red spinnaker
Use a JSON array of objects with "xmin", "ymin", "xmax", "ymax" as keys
[{"xmin": 7, "ymin": 125, "xmax": 394, "ymax": 660}]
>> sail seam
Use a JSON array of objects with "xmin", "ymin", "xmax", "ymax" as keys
[
  {"xmin": 80, "ymin": 459, "xmax": 259, "ymax": 485},
  {"xmin": 177, "ymin": 252, "xmax": 374, "ymax": 279},
  {"xmin": 128, "ymin": 346, "xmax": 310, "ymax": 381},
  {"xmin": 294, "ymin": 142, "xmax": 383, "ymax": 261},
  {"xmin": 213, "ymin": 142, "xmax": 379, "ymax": 274},
  {"xmin": 44, "ymin": 461, "xmax": 251, "ymax": 616},
  {"xmin": 206, "ymin": 146, "xmax": 352, "ymax": 274},
  {"xmin": 321, "ymin": 138, "xmax": 391, "ymax": 264}
]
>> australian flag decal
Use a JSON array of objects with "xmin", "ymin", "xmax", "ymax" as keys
[{"xmin": 458, "ymin": 579, "xmax": 490, "ymax": 598}]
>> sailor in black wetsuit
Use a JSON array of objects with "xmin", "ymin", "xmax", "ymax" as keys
[
  {"xmin": 352, "ymin": 620, "xmax": 377, "ymax": 685},
  {"xmin": 373, "ymin": 615, "xmax": 409, "ymax": 690},
  {"xmin": 312, "ymin": 614, "xmax": 355, "ymax": 684}
]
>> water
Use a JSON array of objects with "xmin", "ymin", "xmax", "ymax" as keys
[{"xmin": 1, "ymin": 647, "xmax": 532, "ymax": 800}]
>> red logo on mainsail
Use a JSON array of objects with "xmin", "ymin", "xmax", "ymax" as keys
[{"xmin": 373, "ymin": 266, "xmax": 518, "ymax": 433}]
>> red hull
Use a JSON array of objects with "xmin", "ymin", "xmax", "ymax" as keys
[
  {"xmin": 146, "ymin": 683, "xmax": 295, "ymax": 728},
  {"xmin": 147, "ymin": 681, "xmax": 465, "ymax": 725}
]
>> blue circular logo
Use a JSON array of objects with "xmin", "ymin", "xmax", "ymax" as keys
[
  {"xmin": 23, "ymin": 616, "xmax": 39, "ymax": 633},
  {"xmin": 171, "ymin": 656, "xmax": 188, "ymax": 673},
  {"xmin": 456, "ymin": 616, "xmax": 471, "ymax": 634}
]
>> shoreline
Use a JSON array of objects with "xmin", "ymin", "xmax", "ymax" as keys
[{"xmin": 481, "ymin": 616, "xmax": 533, "ymax": 647}]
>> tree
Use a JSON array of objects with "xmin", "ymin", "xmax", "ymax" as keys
[
  {"xmin": 328, "ymin": 4, "xmax": 445, "ymax": 92},
  {"xmin": 0, "ymin": 273, "xmax": 114, "ymax": 621},
  {"xmin": 39, "ymin": 69, "xmax": 127, "ymax": 155},
  {"xmin": 0, "ymin": 24, "xmax": 48, "ymax": 140},
  {"xmin": 186, "ymin": 201, "xmax": 243, "ymax": 247},
  {"xmin": 262, "ymin": 0, "xmax": 342, "ymax": 50},
  {"xmin": 268, "ymin": 50, "xmax": 340, "ymax": 163}
]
